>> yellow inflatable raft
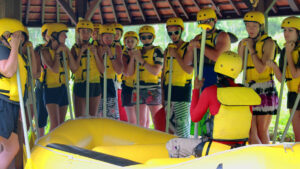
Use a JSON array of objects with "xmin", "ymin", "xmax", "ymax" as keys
[{"xmin": 26, "ymin": 118, "xmax": 300, "ymax": 169}]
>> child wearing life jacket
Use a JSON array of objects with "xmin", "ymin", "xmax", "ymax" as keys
[
  {"xmin": 71, "ymin": 19, "xmax": 103, "ymax": 117},
  {"xmin": 41, "ymin": 23, "xmax": 77, "ymax": 131},
  {"xmin": 162, "ymin": 17, "xmax": 193, "ymax": 137},
  {"xmin": 0, "ymin": 18, "xmax": 27, "ymax": 169},
  {"xmin": 34, "ymin": 23, "xmax": 51, "ymax": 136},
  {"xmin": 268, "ymin": 16, "xmax": 300, "ymax": 141},
  {"xmin": 97, "ymin": 24, "xmax": 123, "ymax": 119},
  {"xmin": 130, "ymin": 25, "xmax": 164, "ymax": 128},
  {"xmin": 238, "ymin": 11, "xmax": 278, "ymax": 144},
  {"xmin": 166, "ymin": 51, "xmax": 261, "ymax": 158}
]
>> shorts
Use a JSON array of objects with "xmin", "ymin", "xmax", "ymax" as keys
[
  {"xmin": 43, "ymin": 85, "xmax": 69, "ymax": 106},
  {"xmin": 98, "ymin": 97, "xmax": 119, "ymax": 119},
  {"xmin": 247, "ymin": 80, "xmax": 278, "ymax": 115},
  {"xmin": 100, "ymin": 78, "xmax": 117, "ymax": 98},
  {"xmin": 35, "ymin": 81, "xmax": 48, "ymax": 128},
  {"xmin": 121, "ymin": 84, "xmax": 134, "ymax": 107},
  {"xmin": 287, "ymin": 92, "xmax": 300, "ymax": 110},
  {"xmin": 73, "ymin": 82, "xmax": 101, "ymax": 98},
  {"xmin": 132, "ymin": 86, "xmax": 162, "ymax": 105},
  {"xmin": 165, "ymin": 101, "xmax": 191, "ymax": 138},
  {"xmin": 0, "ymin": 98, "xmax": 19, "ymax": 139}
]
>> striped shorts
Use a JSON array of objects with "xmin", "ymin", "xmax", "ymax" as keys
[
  {"xmin": 165, "ymin": 102, "xmax": 191, "ymax": 138},
  {"xmin": 247, "ymin": 80, "xmax": 278, "ymax": 115}
]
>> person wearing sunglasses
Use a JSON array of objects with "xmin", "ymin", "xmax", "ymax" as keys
[
  {"xmin": 161, "ymin": 17, "xmax": 193, "ymax": 138},
  {"xmin": 129, "ymin": 25, "xmax": 164, "ymax": 128},
  {"xmin": 183, "ymin": 8, "xmax": 231, "ymax": 136}
]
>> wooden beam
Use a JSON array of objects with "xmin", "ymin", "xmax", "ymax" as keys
[
  {"xmin": 149, "ymin": 0, "xmax": 161, "ymax": 21},
  {"xmin": 191, "ymin": 0, "xmax": 201, "ymax": 11},
  {"xmin": 228, "ymin": 0, "xmax": 241, "ymax": 16},
  {"xmin": 57, "ymin": 1, "xmax": 60, "ymax": 22},
  {"xmin": 76, "ymin": 0, "xmax": 88, "ymax": 18},
  {"xmin": 85, "ymin": 0, "xmax": 102, "ymax": 20},
  {"xmin": 25, "ymin": 0, "xmax": 31, "ymax": 24},
  {"xmin": 177, "ymin": 0, "xmax": 189, "ymax": 19},
  {"xmin": 56, "ymin": 0, "xmax": 77, "ymax": 24},
  {"xmin": 166, "ymin": 0, "xmax": 178, "ymax": 18},
  {"xmin": 122, "ymin": 0, "xmax": 132, "ymax": 23},
  {"xmin": 98, "ymin": 2, "xmax": 104, "ymax": 24},
  {"xmin": 41, "ymin": 0, "xmax": 46, "ymax": 24},
  {"xmin": 110, "ymin": 0, "xmax": 118, "ymax": 22},
  {"xmin": 136, "ymin": 0, "xmax": 146, "ymax": 22},
  {"xmin": 209, "ymin": 0, "xmax": 222, "ymax": 17},
  {"xmin": 288, "ymin": 0, "xmax": 300, "ymax": 12}
]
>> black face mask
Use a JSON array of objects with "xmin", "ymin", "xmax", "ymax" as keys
[{"xmin": 216, "ymin": 73, "xmax": 234, "ymax": 87}]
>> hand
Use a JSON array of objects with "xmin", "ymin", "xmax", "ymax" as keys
[
  {"xmin": 189, "ymin": 39, "xmax": 200, "ymax": 49},
  {"xmin": 169, "ymin": 47, "xmax": 177, "ymax": 58},
  {"xmin": 80, "ymin": 44, "xmax": 89, "ymax": 54},
  {"xmin": 194, "ymin": 78, "xmax": 204, "ymax": 90},
  {"xmin": 129, "ymin": 49, "xmax": 143, "ymax": 64},
  {"xmin": 266, "ymin": 60, "xmax": 276, "ymax": 68},
  {"xmin": 89, "ymin": 45, "xmax": 97, "ymax": 56},
  {"xmin": 285, "ymin": 41, "xmax": 295, "ymax": 53},
  {"xmin": 9, "ymin": 32, "xmax": 22, "ymax": 49},
  {"xmin": 244, "ymin": 38, "xmax": 254, "ymax": 53},
  {"xmin": 56, "ymin": 44, "xmax": 67, "ymax": 54}
]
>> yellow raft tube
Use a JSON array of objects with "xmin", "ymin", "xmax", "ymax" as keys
[{"xmin": 26, "ymin": 118, "xmax": 300, "ymax": 169}]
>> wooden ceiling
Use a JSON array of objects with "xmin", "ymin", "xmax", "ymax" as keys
[{"xmin": 22, "ymin": 0, "xmax": 300, "ymax": 27}]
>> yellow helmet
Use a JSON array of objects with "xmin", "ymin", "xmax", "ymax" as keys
[
  {"xmin": 0, "ymin": 18, "xmax": 25, "ymax": 37},
  {"xmin": 166, "ymin": 17, "xmax": 184, "ymax": 30},
  {"xmin": 47, "ymin": 23, "xmax": 68, "ymax": 36},
  {"xmin": 93, "ymin": 23, "xmax": 102, "ymax": 29},
  {"xmin": 197, "ymin": 8, "xmax": 217, "ymax": 21},
  {"xmin": 214, "ymin": 51, "xmax": 242, "ymax": 79},
  {"xmin": 41, "ymin": 23, "xmax": 51, "ymax": 36},
  {"xmin": 123, "ymin": 31, "xmax": 139, "ymax": 44},
  {"xmin": 281, "ymin": 16, "xmax": 300, "ymax": 30},
  {"xmin": 243, "ymin": 11, "xmax": 265, "ymax": 25},
  {"xmin": 99, "ymin": 24, "xmax": 116, "ymax": 35},
  {"xmin": 112, "ymin": 23, "xmax": 124, "ymax": 31},
  {"xmin": 76, "ymin": 18, "xmax": 94, "ymax": 31},
  {"xmin": 139, "ymin": 25, "xmax": 155, "ymax": 38}
]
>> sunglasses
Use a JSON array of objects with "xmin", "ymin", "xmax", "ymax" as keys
[
  {"xmin": 140, "ymin": 35, "xmax": 153, "ymax": 40},
  {"xmin": 198, "ymin": 19, "xmax": 214, "ymax": 25},
  {"xmin": 168, "ymin": 30, "xmax": 181, "ymax": 36}
]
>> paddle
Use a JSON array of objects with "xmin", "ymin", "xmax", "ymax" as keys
[
  {"xmin": 103, "ymin": 52, "xmax": 108, "ymax": 117},
  {"xmin": 62, "ymin": 51, "xmax": 74, "ymax": 120},
  {"xmin": 85, "ymin": 49, "xmax": 90, "ymax": 117}
]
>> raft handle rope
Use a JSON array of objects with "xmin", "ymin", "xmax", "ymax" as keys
[
  {"xmin": 62, "ymin": 51, "xmax": 74, "ymax": 120},
  {"xmin": 273, "ymin": 54, "xmax": 287, "ymax": 143},
  {"xmin": 194, "ymin": 23, "xmax": 212, "ymax": 138},
  {"xmin": 85, "ymin": 49, "xmax": 90, "ymax": 117},
  {"xmin": 26, "ymin": 46, "xmax": 40, "ymax": 139}
]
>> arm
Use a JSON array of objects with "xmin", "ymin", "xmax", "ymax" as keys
[
  {"xmin": 27, "ymin": 43, "xmax": 38, "ymax": 79},
  {"xmin": 190, "ymin": 88, "xmax": 210, "ymax": 122},
  {"xmin": 204, "ymin": 32, "xmax": 231, "ymax": 62},
  {"xmin": 183, "ymin": 40, "xmax": 196, "ymax": 66},
  {"xmin": 123, "ymin": 52, "xmax": 135, "ymax": 76},
  {"xmin": 248, "ymin": 38, "xmax": 275, "ymax": 73},
  {"xmin": 267, "ymin": 60, "xmax": 282, "ymax": 82},
  {"xmin": 171, "ymin": 46, "xmax": 193, "ymax": 74},
  {"xmin": 143, "ymin": 48, "xmax": 163, "ymax": 76},
  {"xmin": 70, "ymin": 46, "xmax": 82, "ymax": 73},
  {"xmin": 238, "ymin": 39, "xmax": 246, "ymax": 67},
  {"xmin": 95, "ymin": 46, "xmax": 105, "ymax": 74},
  {"xmin": 34, "ymin": 47, "xmax": 41, "ymax": 79},
  {"xmin": 66, "ymin": 47, "xmax": 78, "ymax": 73},
  {"xmin": 286, "ymin": 42, "xmax": 300, "ymax": 78},
  {"xmin": 110, "ymin": 45, "xmax": 123, "ymax": 74},
  {"xmin": 0, "ymin": 32, "xmax": 22, "ymax": 77},
  {"xmin": 41, "ymin": 48, "xmax": 60, "ymax": 74}
]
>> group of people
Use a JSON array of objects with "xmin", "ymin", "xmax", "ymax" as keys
[{"xmin": 0, "ymin": 6, "xmax": 299, "ymax": 168}]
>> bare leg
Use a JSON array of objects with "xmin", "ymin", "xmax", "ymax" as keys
[
  {"xmin": 89, "ymin": 96, "xmax": 101, "ymax": 117},
  {"xmin": 46, "ymin": 104, "xmax": 60, "ymax": 131},
  {"xmin": 148, "ymin": 104, "xmax": 163, "ymax": 129},
  {"xmin": 59, "ymin": 106, "xmax": 68, "ymax": 124},
  {"xmin": 249, "ymin": 115, "xmax": 262, "ymax": 144},
  {"xmin": 257, "ymin": 115, "xmax": 272, "ymax": 144},
  {"xmin": 291, "ymin": 110, "xmax": 300, "ymax": 142},
  {"xmin": 38, "ymin": 128, "xmax": 44, "ymax": 137},
  {"xmin": 0, "ymin": 134, "xmax": 20, "ymax": 169},
  {"xmin": 74, "ymin": 95, "xmax": 85, "ymax": 118},
  {"xmin": 139, "ymin": 104, "xmax": 148, "ymax": 127},
  {"xmin": 146, "ymin": 107, "xmax": 150, "ymax": 128},
  {"xmin": 125, "ymin": 106, "xmax": 137, "ymax": 125}
]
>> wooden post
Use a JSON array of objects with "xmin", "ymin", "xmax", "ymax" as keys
[{"xmin": 0, "ymin": 0, "xmax": 22, "ymax": 20}]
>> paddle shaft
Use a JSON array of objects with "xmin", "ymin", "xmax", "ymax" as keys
[
  {"xmin": 85, "ymin": 49, "xmax": 90, "ymax": 117},
  {"xmin": 103, "ymin": 52, "xmax": 107, "ymax": 117},
  {"xmin": 273, "ymin": 55, "xmax": 287, "ymax": 143},
  {"xmin": 194, "ymin": 28, "xmax": 207, "ymax": 138},
  {"xmin": 242, "ymin": 46, "xmax": 248, "ymax": 85},
  {"xmin": 26, "ymin": 46, "xmax": 40, "ymax": 138},
  {"xmin": 166, "ymin": 52, "xmax": 173, "ymax": 132},
  {"xmin": 62, "ymin": 52, "xmax": 74, "ymax": 120},
  {"xmin": 136, "ymin": 61, "xmax": 140, "ymax": 125}
]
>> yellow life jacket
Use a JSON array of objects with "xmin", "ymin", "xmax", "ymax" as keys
[
  {"xmin": 197, "ymin": 29, "xmax": 224, "ymax": 64},
  {"xmin": 92, "ymin": 40, "xmax": 100, "ymax": 46},
  {"xmin": 43, "ymin": 48, "xmax": 69, "ymax": 88},
  {"xmin": 0, "ymin": 46, "xmax": 27, "ymax": 102},
  {"xmin": 102, "ymin": 44, "xmax": 117, "ymax": 80},
  {"xmin": 246, "ymin": 34, "xmax": 275, "ymax": 83},
  {"xmin": 286, "ymin": 44, "xmax": 300, "ymax": 92},
  {"xmin": 72, "ymin": 44, "xmax": 101, "ymax": 83},
  {"xmin": 139, "ymin": 46, "xmax": 162, "ymax": 84},
  {"xmin": 195, "ymin": 141, "xmax": 233, "ymax": 157},
  {"xmin": 164, "ymin": 42, "xmax": 193, "ymax": 87},
  {"xmin": 207, "ymin": 87, "xmax": 261, "ymax": 142},
  {"xmin": 121, "ymin": 49, "xmax": 136, "ymax": 87}
]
